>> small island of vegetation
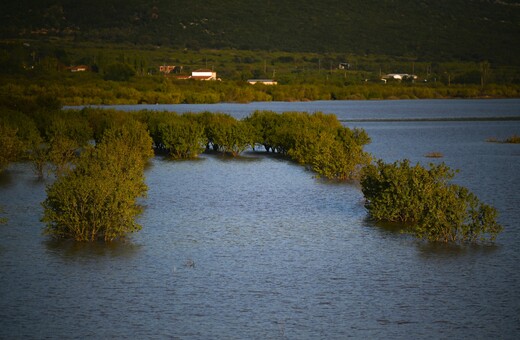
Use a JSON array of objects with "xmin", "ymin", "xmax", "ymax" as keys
[{"xmin": 486, "ymin": 135, "xmax": 520, "ymax": 144}]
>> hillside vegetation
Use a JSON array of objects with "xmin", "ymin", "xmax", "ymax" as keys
[
  {"xmin": 1, "ymin": 0, "xmax": 519, "ymax": 65},
  {"xmin": 1, "ymin": 1, "xmax": 519, "ymax": 104}
]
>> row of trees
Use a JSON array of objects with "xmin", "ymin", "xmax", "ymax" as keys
[
  {"xmin": 138, "ymin": 109, "xmax": 372, "ymax": 180},
  {"xmin": 0, "ymin": 96, "xmax": 503, "ymax": 244},
  {"xmin": 3, "ymin": 79, "xmax": 519, "ymax": 107}
]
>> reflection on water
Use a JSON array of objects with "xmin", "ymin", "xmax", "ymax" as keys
[
  {"xmin": 44, "ymin": 238, "xmax": 142, "ymax": 260},
  {"xmin": 415, "ymin": 242, "xmax": 501, "ymax": 261},
  {"xmin": 1, "ymin": 100, "xmax": 520, "ymax": 339}
]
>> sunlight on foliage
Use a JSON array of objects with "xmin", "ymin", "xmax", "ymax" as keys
[{"xmin": 361, "ymin": 160, "xmax": 503, "ymax": 244}]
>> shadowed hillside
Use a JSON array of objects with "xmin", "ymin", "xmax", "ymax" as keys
[{"xmin": 1, "ymin": 0, "xmax": 519, "ymax": 64}]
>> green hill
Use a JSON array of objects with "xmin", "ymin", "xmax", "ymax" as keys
[{"xmin": 1, "ymin": 0, "xmax": 519, "ymax": 65}]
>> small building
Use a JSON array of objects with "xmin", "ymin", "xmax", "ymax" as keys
[
  {"xmin": 191, "ymin": 69, "xmax": 217, "ymax": 80},
  {"xmin": 159, "ymin": 65, "xmax": 177, "ymax": 74},
  {"xmin": 382, "ymin": 73, "xmax": 417, "ymax": 81},
  {"xmin": 247, "ymin": 79, "xmax": 278, "ymax": 85},
  {"xmin": 69, "ymin": 65, "xmax": 88, "ymax": 72}
]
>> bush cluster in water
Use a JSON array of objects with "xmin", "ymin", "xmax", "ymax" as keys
[
  {"xmin": 361, "ymin": 160, "xmax": 503, "ymax": 243},
  {"xmin": 42, "ymin": 120, "xmax": 154, "ymax": 241},
  {"xmin": 0, "ymin": 95, "xmax": 502, "ymax": 243}
]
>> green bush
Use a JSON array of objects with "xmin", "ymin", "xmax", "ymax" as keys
[
  {"xmin": 361, "ymin": 160, "xmax": 503, "ymax": 243},
  {"xmin": 199, "ymin": 112, "xmax": 254, "ymax": 156},
  {"xmin": 0, "ymin": 122, "xmax": 22, "ymax": 172},
  {"xmin": 244, "ymin": 110, "xmax": 281, "ymax": 152},
  {"xmin": 247, "ymin": 111, "xmax": 371, "ymax": 180},
  {"xmin": 42, "ymin": 120, "xmax": 153, "ymax": 242},
  {"xmin": 103, "ymin": 63, "xmax": 135, "ymax": 81},
  {"xmin": 158, "ymin": 114, "xmax": 207, "ymax": 159},
  {"xmin": 0, "ymin": 107, "xmax": 43, "ymax": 172},
  {"xmin": 504, "ymin": 135, "xmax": 520, "ymax": 144}
]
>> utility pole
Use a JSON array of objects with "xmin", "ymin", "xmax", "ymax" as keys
[{"xmin": 480, "ymin": 61, "xmax": 490, "ymax": 88}]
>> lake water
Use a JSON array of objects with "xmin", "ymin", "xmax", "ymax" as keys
[{"xmin": 2, "ymin": 99, "xmax": 520, "ymax": 339}]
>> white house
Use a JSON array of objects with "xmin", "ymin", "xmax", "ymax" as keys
[
  {"xmin": 382, "ymin": 73, "xmax": 418, "ymax": 81},
  {"xmin": 69, "ymin": 65, "xmax": 88, "ymax": 72},
  {"xmin": 191, "ymin": 69, "xmax": 217, "ymax": 80}
]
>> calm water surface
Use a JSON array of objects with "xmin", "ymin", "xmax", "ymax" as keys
[{"xmin": 2, "ymin": 99, "xmax": 520, "ymax": 339}]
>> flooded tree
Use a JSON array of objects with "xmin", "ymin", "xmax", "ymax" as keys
[
  {"xmin": 247, "ymin": 111, "xmax": 371, "ymax": 180},
  {"xmin": 361, "ymin": 160, "xmax": 503, "ymax": 243},
  {"xmin": 199, "ymin": 112, "xmax": 254, "ymax": 156},
  {"xmin": 42, "ymin": 120, "xmax": 153, "ymax": 242},
  {"xmin": 0, "ymin": 108, "xmax": 42, "ymax": 173},
  {"xmin": 157, "ymin": 114, "xmax": 207, "ymax": 159}
]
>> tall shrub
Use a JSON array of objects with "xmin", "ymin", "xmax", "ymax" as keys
[
  {"xmin": 42, "ymin": 121, "xmax": 153, "ymax": 241},
  {"xmin": 158, "ymin": 115, "xmax": 207, "ymax": 159}
]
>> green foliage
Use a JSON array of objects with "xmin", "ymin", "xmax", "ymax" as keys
[
  {"xmin": 2, "ymin": 1, "xmax": 518, "ymax": 66},
  {"xmin": 157, "ymin": 114, "xmax": 207, "ymax": 159},
  {"xmin": 504, "ymin": 135, "xmax": 520, "ymax": 144},
  {"xmin": 247, "ymin": 111, "xmax": 371, "ymax": 180},
  {"xmin": 83, "ymin": 107, "xmax": 133, "ymax": 143},
  {"xmin": 244, "ymin": 110, "xmax": 280, "ymax": 152},
  {"xmin": 1, "ymin": 40, "xmax": 519, "ymax": 106},
  {"xmin": 42, "ymin": 120, "xmax": 153, "ymax": 242},
  {"xmin": 139, "ymin": 110, "xmax": 255, "ymax": 158},
  {"xmin": 100, "ymin": 119, "xmax": 155, "ymax": 164},
  {"xmin": 361, "ymin": 160, "xmax": 503, "ymax": 243},
  {"xmin": 0, "ymin": 108, "xmax": 42, "ymax": 172},
  {"xmin": 103, "ymin": 62, "xmax": 135, "ymax": 81},
  {"xmin": 0, "ymin": 122, "xmax": 22, "ymax": 172},
  {"xmin": 29, "ymin": 110, "xmax": 94, "ymax": 177},
  {"xmin": 2, "ymin": 36, "xmax": 520, "ymax": 107},
  {"xmin": 0, "ymin": 205, "xmax": 6, "ymax": 224},
  {"xmin": 200, "ymin": 112, "xmax": 254, "ymax": 156}
]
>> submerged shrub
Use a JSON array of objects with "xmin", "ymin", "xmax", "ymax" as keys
[
  {"xmin": 158, "ymin": 115, "xmax": 206, "ymax": 159},
  {"xmin": 0, "ymin": 108, "xmax": 42, "ymax": 172},
  {"xmin": 504, "ymin": 135, "xmax": 520, "ymax": 144},
  {"xmin": 200, "ymin": 112, "xmax": 254, "ymax": 156},
  {"xmin": 247, "ymin": 111, "xmax": 371, "ymax": 180},
  {"xmin": 0, "ymin": 122, "xmax": 22, "ymax": 172},
  {"xmin": 361, "ymin": 160, "xmax": 503, "ymax": 244},
  {"xmin": 42, "ymin": 121, "xmax": 153, "ymax": 242}
]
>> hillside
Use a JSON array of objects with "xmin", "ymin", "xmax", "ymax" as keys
[{"xmin": 1, "ymin": 0, "xmax": 519, "ymax": 65}]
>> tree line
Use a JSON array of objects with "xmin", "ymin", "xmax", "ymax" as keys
[
  {"xmin": 2, "ymin": 75, "xmax": 519, "ymax": 107},
  {"xmin": 2, "ymin": 41, "xmax": 520, "ymax": 107},
  {"xmin": 0, "ymin": 95, "xmax": 502, "ymax": 244}
]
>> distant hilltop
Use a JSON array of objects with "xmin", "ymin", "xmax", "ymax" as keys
[{"xmin": 0, "ymin": 0, "xmax": 519, "ymax": 64}]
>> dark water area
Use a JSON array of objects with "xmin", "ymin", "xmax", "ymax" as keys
[{"xmin": 2, "ymin": 99, "xmax": 520, "ymax": 338}]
